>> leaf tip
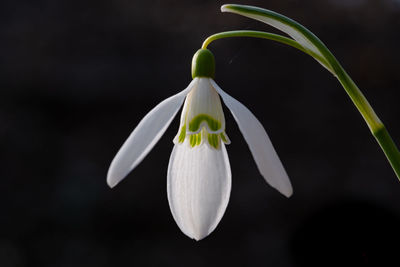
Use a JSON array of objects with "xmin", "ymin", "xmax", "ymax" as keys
[{"xmin": 220, "ymin": 4, "xmax": 232, "ymax": 12}]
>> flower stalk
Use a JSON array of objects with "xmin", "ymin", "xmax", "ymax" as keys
[
  {"xmin": 202, "ymin": 30, "xmax": 331, "ymax": 71},
  {"xmin": 201, "ymin": 4, "xmax": 400, "ymax": 180}
]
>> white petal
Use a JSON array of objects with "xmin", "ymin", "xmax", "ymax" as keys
[
  {"xmin": 185, "ymin": 78, "xmax": 225, "ymax": 134},
  {"xmin": 167, "ymin": 141, "xmax": 231, "ymax": 240},
  {"xmin": 177, "ymin": 79, "xmax": 197, "ymax": 126},
  {"xmin": 107, "ymin": 80, "xmax": 196, "ymax": 188},
  {"xmin": 212, "ymin": 80, "xmax": 293, "ymax": 197}
]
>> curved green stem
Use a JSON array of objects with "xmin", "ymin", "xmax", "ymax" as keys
[
  {"xmin": 202, "ymin": 30, "xmax": 304, "ymax": 51},
  {"xmin": 202, "ymin": 28, "xmax": 400, "ymax": 180},
  {"xmin": 202, "ymin": 30, "xmax": 331, "ymax": 72}
]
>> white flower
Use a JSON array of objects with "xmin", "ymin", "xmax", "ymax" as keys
[{"xmin": 107, "ymin": 49, "xmax": 293, "ymax": 240}]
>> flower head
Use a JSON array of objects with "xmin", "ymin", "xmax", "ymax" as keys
[{"xmin": 107, "ymin": 48, "xmax": 292, "ymax": 240}]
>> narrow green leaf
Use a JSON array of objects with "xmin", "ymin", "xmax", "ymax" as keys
[{"xmin": 221, "ymin": 4, "xmax": 335, "ymax": 74}]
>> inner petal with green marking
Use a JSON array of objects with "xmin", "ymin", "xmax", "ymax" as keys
[
  {"xmin": 173, "ymin": 78, "xmax": 230, "ymax": 150},
  {"xmin": 185, "ymin": 78, "xmax": 225, "ymax": 134}
]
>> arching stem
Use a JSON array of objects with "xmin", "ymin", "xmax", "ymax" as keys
[{"xmin": 202, "ymin": 30, "xmax": 330, "ymax": 71}]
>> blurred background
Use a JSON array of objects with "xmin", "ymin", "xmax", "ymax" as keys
[{"xmin": 1, "ymin": 0, "xmax": 400, "ymax": 266}]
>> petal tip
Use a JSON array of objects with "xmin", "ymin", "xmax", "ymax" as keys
[
  {"xmin": 283, "ymin": 188, "xmax": 293, "ymax": 198},
  {"xmin": 106, "ymin": 167, "xmax": 125, "ymax": 188},
  {"xmin": 270, "ymin": 180, "xmax": 293, "ymax": 198},
  {"xmin": 106, "ymin": 175, "xmax": 118, "ymax": 188},
  {"xmin": 272, "ymin": 181, "xmax": 293, "ymax": 198},
  {"xmin": 192, "ymin": 234, "xmax": 207, "ymax": 241},
  {"xmin": 186, "ymin": 227, "xmax": 212, "ymax": 241}
]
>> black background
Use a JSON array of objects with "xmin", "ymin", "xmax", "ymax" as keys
[{"xmin": 1, "ymin": 0, "xmax": 400, "ymax": 266}]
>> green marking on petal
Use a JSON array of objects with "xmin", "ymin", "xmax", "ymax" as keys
[
  {"xmin": 207, "ymin": 133, "xmax": 220, "ymax": 149},
  {"xmin": 189, "ymin": 114, "xmax": 221, "ymax": 132},
  {"xmin": 178, "ymin": 124, "xmax": 186, "ymax": 143},
  {"xmin": 220, "ymin": 131, "xmax": 230, "ymax": 144},
  {"xmin": 190, "ymin": 134, "xmax": 196, "ymax": 147},
  {"xmin": 220, "ymin": 132, "xmax": 228, "ymax": 144},
  {"xmin": 189, "ymin": 132, "xmax": 202, "ymax": 148},
  {"xmin": 207, "ymin": 134, "xmax": 213, "ymax": 148},
  {"xmin": 196, "ymin": 132, "xmax": 202, "ymax": 146}
]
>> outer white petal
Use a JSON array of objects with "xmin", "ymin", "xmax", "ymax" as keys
[
  {"xmin": 212, "ymin": 80, "xmax": 293, "ymax": 197},
  {"xmin": 107, "ymin": 79, "xmax": 197, "ymax": 188},
  {"xmin": 167, "ymin": 141, "xmax": 231, "ymax": 241}
]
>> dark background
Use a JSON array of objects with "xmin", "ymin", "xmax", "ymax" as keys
[{"xmin": 1, "ymin": 0, "xmax": 400, "ymax": 266}]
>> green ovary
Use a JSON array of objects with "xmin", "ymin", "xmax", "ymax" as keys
[{"xmin": 188, "ymin": 114, "xmax": 221, "ymax": 132}]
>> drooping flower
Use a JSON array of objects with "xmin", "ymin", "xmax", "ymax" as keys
[{"xmin": 107, "ymin": 49, "xmax": 292, "ymax": 240}]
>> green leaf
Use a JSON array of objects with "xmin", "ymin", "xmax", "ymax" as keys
[{"xmin": 221, "ymin": 4, "xmax": 335, "ymax": 74}]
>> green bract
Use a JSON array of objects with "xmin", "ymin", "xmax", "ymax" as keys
[{"xmin": 191, "ymin": 49, "xmax": 215, "ymax": 79}]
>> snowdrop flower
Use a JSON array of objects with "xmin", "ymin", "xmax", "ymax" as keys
[{"xmin": 107, "ymin": 49, "xmax": 292, "ymax": 240}]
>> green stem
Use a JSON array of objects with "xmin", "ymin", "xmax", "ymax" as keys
[
  {"xmin": 334, "ymin": 62, "xmax": 400, "ymax": 178},
  {"xmin": 203, "ymin": 30, "xmax": 400, "ymax": 180},
  {"xmin": 373, "ymin": 126, "xmax": 400, "ymax": 177},
  {"xmin": 202, "ymin": 31, "xmax": 331, "ymax": 71},
  {"xmin": 202, "ymin": 30, "xmax": 304, "ymax": 51},
  {"xmin": 308, "ymin": 37, "xmax": 400, "ymax": 179}
]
